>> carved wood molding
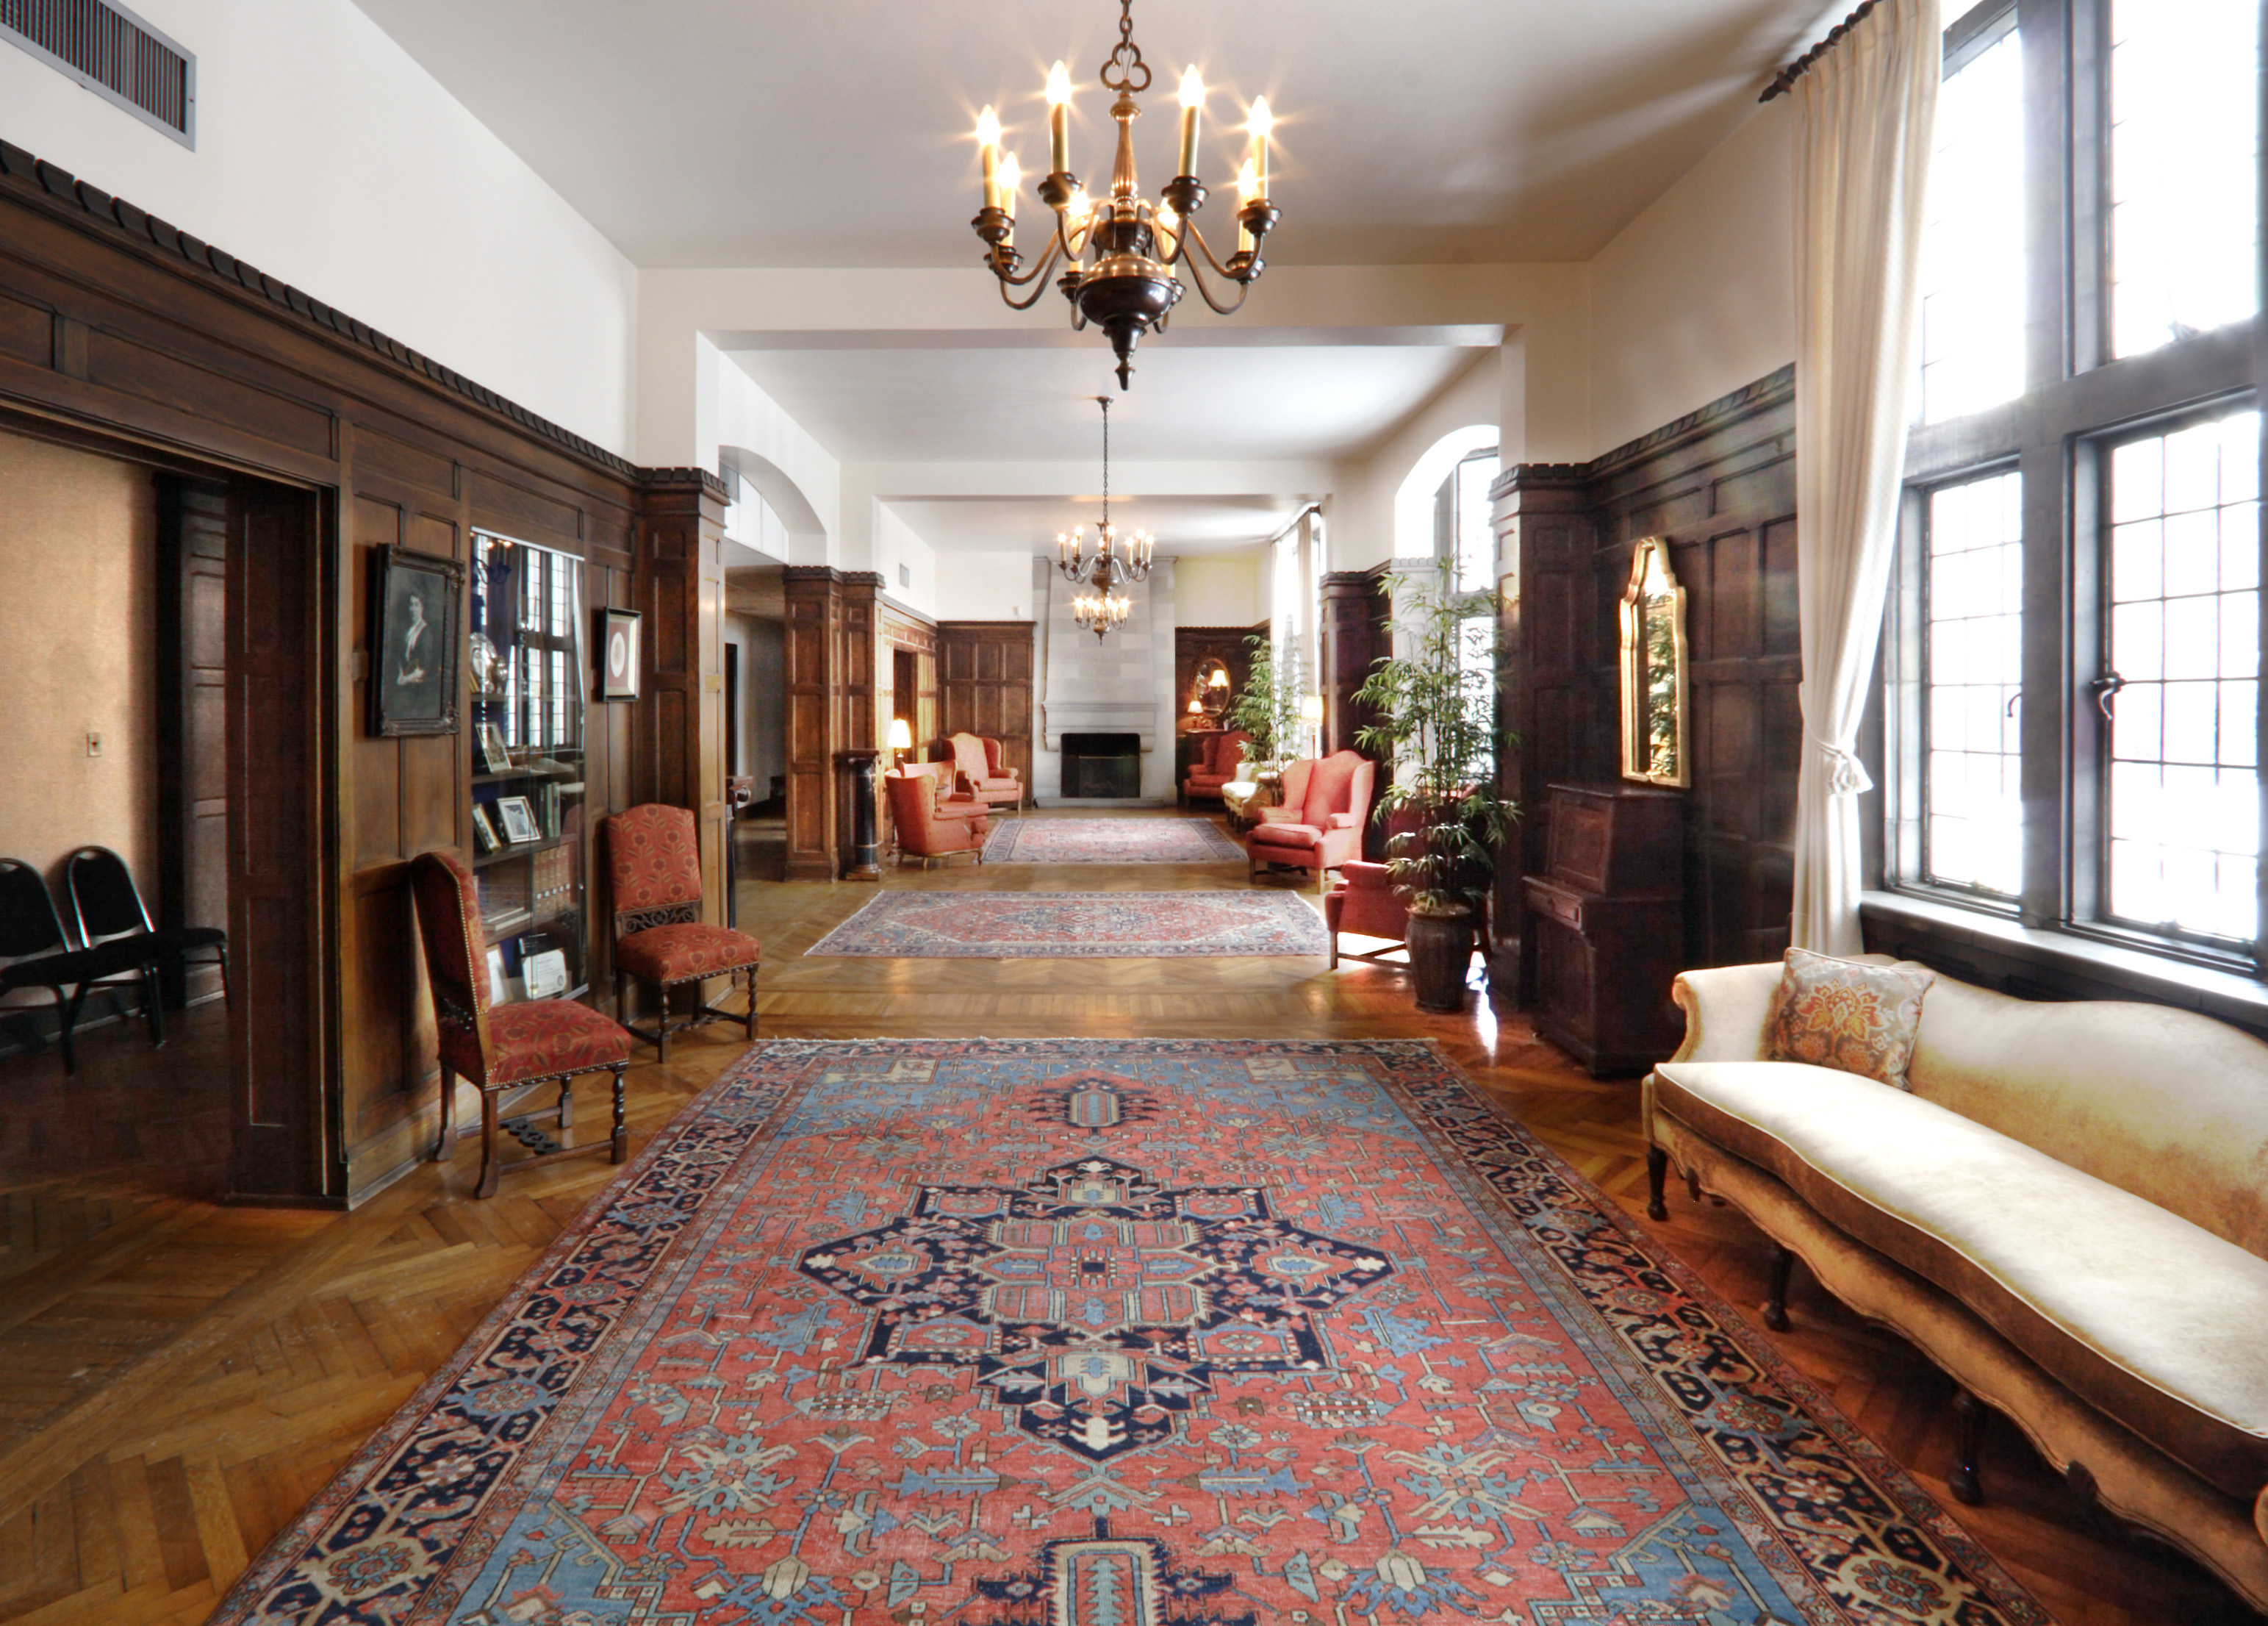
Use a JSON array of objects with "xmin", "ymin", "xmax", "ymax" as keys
[
  {"xmin": 0, "ymin": 137, "xmax": 726, "ymax": 501},
  {"xmin": 1489, "ymin": 365, "xmax": 1797, "ymax": 502}
]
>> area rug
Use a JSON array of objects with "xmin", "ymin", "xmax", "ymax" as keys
[
  {"xmin": 982, "ymin": 817, "xmax": 1246, "ymax": 864},
  {"xmin": 805, "ymin": 889, "xmax": 1327, "ymax": 958},
  {"xmin": 214, "ymin": 1039, "xmax": 2050, "ymax": 1626}
]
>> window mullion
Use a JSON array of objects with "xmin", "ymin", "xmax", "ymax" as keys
[{"xmin": 2041, "ymin": 435, "xmax": 2092, "ymax": 927}]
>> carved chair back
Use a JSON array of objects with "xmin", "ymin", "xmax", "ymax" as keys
[
  {"xmin": 408, "ymin": 848, "xmax": 495, "ymax": 1079},
  {"xmin": 607, "ymin": 803, "xmax": 705, "ymax": 941}
]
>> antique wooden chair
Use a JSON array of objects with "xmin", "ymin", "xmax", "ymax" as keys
[
  {"xmin": 409, "ymin": 848, "xmax": 632, "ymax": 1197},
  {"xmin": 606, "ymin": 803, "xmax": 761, "ymax": 1062},
  {"xmin": 65, "ymin": 845, "xmax": 230, "ymax": 1047}
]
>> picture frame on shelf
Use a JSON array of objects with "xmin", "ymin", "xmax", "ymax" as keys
[
  {"xmin": 477, "ymin": 722, "xmax": 512, "ymax": 775},
  {"xmin": 370, "ymin": 545, "xmax": 463, "ymax": 737},
  {"xmin": 522, "ymin": 945, "xmax": 569, "ymax": 1000},
  {"xmin": 471, "ymin": 803, "xmax": 501, "ymax": 853},
  {"xmin": 495, "ymin": 795, "xmax": 540, "ymax": 845},
  {"xmin": 597, "ymin": 606, "xmax": 641, "ymax": 701}
]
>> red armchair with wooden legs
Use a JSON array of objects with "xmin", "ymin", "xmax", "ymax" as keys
[
  {"xmin": 1246, "ymin": 749, "xmax": 1375, "ymax": 891},
  {"xmin": 885, "ymin": 764, "xmax": 990, "ymax": 867},
  {"xmin": 944, "ymin": 731, "xmax": 1024, "ymax": 814},
  {"xmin": 1183, "ymin": 730, "xmax": 1251, "ymax": 803},
  {"xmin": 606, "ymin": 803, "xmax": 762, "ymax": 1064},
  {"xmin": 409, "ymin": 849, "xmax": 633, "ymax": 1198},
  {"xmin": 1324, "ymin": 861, "xmax": 1410, "ymax": 969}
]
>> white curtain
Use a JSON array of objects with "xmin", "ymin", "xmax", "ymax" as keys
[{"xmin": 1790, "ymin": 0, "xmax": 1940, "ymax": 954}]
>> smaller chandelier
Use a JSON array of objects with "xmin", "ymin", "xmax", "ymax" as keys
[
  {"xmin": 971, "ymin": 0, "xmax": 1280, "ymax": 390},
  {"xmin": 1058, "ymin": 395, "xmax": 1152, "ymax": 642}
]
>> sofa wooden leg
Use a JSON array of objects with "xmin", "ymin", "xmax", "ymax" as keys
[
  {"xmin": 1762, "ymin": 1244, "xmax": 1794, "ymax": 1331},
  {"xmin": 1645, "ymin": 1145, "xmax": 1668, "ymax": 1220},
  {"xmin": 434, "ymin": 1066, "xmax": 456, "ymax": 1162},
  {"xmin": 1951, "ymin": 1389, "xmax": 1986, "ymax": 1505}
]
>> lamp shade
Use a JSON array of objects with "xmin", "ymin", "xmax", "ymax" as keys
[
  {"xmin": 887, "ymin": 717, "xmax": 914, "ymax": 751},
  {"xmin": 1299, "ymin": 695, "xmax": 1324, "ymax": 723},
  {"xmin": 1186, "ymin": 698, "xmax": 1205, "ymax": 714}
]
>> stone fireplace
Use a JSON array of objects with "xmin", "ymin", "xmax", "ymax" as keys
[
  {"xmin": 1061, "ymin": 733, "xmax": 1141, "ymax": 798},
  {"xmin": 1033, "ymin": 556, "xmax": 1177, "ymax": 802}
]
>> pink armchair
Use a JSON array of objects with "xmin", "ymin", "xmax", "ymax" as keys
[
  {"xmin": 1246, "ymin": 750, "xmax": 1375, "ymax": 891},
  {"xmin": 1323, "ymin": 861, "xmax": 1410, "ymax": 970},
  {"xmin": 944, "ymin": 731, "xmax": 1024, "ymax": 813},
  {"xmin": 885, "ymin": 764, "xmax": 989, "ymax": 868},
  {"xmin": 1183, "ymin": 731, "xmax": 1252, "ymax": 804}
]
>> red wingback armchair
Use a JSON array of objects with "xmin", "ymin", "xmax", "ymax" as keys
[
  {"xmin": 1183, "ymin": 731, "xmax": 1252, "ymax": 804},
  {"xmin": 1323, "ymin": 861, "xmax": 1410, "ymax": 970},
  {"xmin": 886, "ymin": 764, "xmax": 989, "ymax": 867},
  {"xmin": 1246, "ymin": 750, "xmax": 1375, "ymax": 891},
  {"xmin": 606, "ymin": 804, "xmax": 763, "ymax": 1064},
  {"xmin": 944, "ymin": 731, "xmax": 1024, "ymax": 814},
  {"xmin": 409, "ymin": 848, "xmax": 633, "ymax": 1197}
]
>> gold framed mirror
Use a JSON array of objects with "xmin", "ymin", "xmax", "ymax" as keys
[{"xmin": 1619, "ymin": 537, "xmax": 1690, "ymax": 788}]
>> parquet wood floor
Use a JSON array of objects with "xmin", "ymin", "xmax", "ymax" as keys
[{"xmin": 0, "ymin": 807, "xmax": 2247, "ymax": 1623}]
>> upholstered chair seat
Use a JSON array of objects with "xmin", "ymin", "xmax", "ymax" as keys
[
  {"xmin": 1323, "ymin": 860, "xmax": 1410, "ymax": 970},
  {"xmin": 944, "ymin": 731, "xmax": 1024, "ymax": 813},
  {"xmin": 1246, "ymin": 750, "xmax": 1374, "ymax": 891},
  {"xmin": 607, "ymin": 803, "xmax": 761, "ymax": 1062},
  {"xmin": 409, "ymin": 848, "xmax": 633, "ymax": 1198},
  {"xmin": 886, "ymin": 765, "xmax": 988, "ymax": 867}
]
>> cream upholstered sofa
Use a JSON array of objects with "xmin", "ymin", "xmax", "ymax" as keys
[{"xmin": 1643, "ymin": 959, "xmax": 2268, "ymax": 1612}]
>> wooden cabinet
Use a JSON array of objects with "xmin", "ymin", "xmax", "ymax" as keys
[
  {"xmin": 468, "ymin": 531, "xmax": 589, "ymax": 1003},
  {"xmin": 1521, "ymin": 782, "xmax": 1684, "ymax": 1076}
]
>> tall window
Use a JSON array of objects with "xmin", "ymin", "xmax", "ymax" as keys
[
  {"xmin": 1886, "ymin": 0, "xmax": 2263, "ymax": 972},
  {"xmin": 1436, "ymin": 448, "xmax": 1501, "ymax": 779}
]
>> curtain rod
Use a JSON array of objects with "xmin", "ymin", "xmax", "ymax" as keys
[{"xmin": 1759, "ymin": 0, "xmax": 1884, "ymax": 101}]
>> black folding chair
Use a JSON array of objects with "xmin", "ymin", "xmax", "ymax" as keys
[
  {"xmin": 65, "ymin": 845, "xmax": 230, "ymax": 1050},
  {"xmin": 0, "ymin": 857, "xmax": 154, "ymax": 1072}
]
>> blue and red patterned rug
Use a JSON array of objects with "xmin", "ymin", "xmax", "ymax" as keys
[
  {"xmin": 982, "ymin": 817, "xmax": 1246, "ymax": 864},
  {"xmin": 806, "ymin": 890, "xmax": 1327, "ymax": 958},
  {"xmin": 214, "ymin": 1039, "xmax": 2050, "ymax": 1626}
]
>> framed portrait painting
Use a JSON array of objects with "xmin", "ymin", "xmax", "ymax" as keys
[
  {"xmin": 597, "ymin": 606, "xmax": 641, "ymax": 702},
  {"xmin": 371, "ymin": 545, "xmax": 464, "ymax": 737}
]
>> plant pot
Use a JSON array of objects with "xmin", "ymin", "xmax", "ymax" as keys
[{"xmin": 1407, "ymin": 909, "xmax": 1474, "ymax": 1012}]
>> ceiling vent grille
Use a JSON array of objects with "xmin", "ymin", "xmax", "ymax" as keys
[{"xmin": 1, "ymin": 0, "xmax": 194, "ymax": 147}]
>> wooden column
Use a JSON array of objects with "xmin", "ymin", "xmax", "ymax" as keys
[
  {"xmin": 782, "ymin": 567, "xmax": 841, "ymax": 881},
  {"xmin": 837, "ymin": 573, "xmax": 881, "ymax": 871},
  {"xmin": 1493, "ymin": 465, "xmax": 1598, "ymax": 1001},
  {"xmin": 1319, "ymin": 567, "xmax": 1390, "ymax": 759},
  {"xmin": 634, "ymin": 470, "xmax": 731, "ymax": 924},
  {"xmin": 155, "ymin": 476, "xmax": 232, "ymax": 1009}
]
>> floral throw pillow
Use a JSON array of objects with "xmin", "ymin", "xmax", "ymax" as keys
[{"xmin": 1765, "ymin": 948, "xmax": 1935, "ymax": 1090}]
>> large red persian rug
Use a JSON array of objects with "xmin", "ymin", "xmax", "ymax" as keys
[
  {"xmin": 805, "ymin": 891, "xmax": 1327, "ymax": 958},
  {"xmin": 212, "ymin": 1040, "xmax": 2051, "ymax": 1626},
  {"xmin": 981, "ymin": 817, "xmax": 1246, "ymax": 865}
]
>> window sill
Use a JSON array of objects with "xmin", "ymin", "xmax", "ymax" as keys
[{"xmin": 1859, "ymin": 889, "xmax": 2268, "ymax": 1032}]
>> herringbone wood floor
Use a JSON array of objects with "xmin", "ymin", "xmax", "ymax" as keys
[{"xmin": 0, "ymin": 809, "xmax": 2248, "ymax": 1623}]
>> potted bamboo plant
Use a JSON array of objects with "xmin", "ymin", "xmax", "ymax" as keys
[
  {"xmin": 1222, "ymin": 634, "xmax": 1306, "ymax": 769},
  {"xmin": 1352, "ymin": 563, "xmax": 1518, "ymax": 1011}
]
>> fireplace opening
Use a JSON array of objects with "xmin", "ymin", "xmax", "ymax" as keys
[{"xmin": 1061, "ymin": 732, "xmax": 1141, "ymax": 799}]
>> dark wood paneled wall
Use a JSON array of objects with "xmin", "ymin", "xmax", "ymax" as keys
[
  {"xmin": 154, "ymin": 478, "xmax": 229, "ymax": 1007},
  {"xmin": 1318, "ymin": 572, "xmax": 1389, "ymax": 759},
  {"xmin": 0, "ymin": 140, "xmax": 726, "ymax": 1207},
  {"xmin": 1172, "ymin": 626, "xmax": 1257, "ymax": 731},
  {"xmin": 937, "ymin": 621, "xmax": 1036, "ymax": 783},
  {"xmin": 1495, "ymin": 366, "xmax": 1797, "ymax": 983}
]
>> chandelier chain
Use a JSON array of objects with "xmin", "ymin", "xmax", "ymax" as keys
[{"xmin": 1100, "ymin": 0, "xmax": 1152, "ymax": 94}]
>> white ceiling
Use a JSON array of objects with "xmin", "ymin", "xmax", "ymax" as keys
[
  {"xmin": 725, "ymin": 334, "xmax": 1491, "ymax": 465},
  {"xmin": 348, "ymin": 0, "xmax": 1829, "ymax": 268},
  {"xmin": 348, "ymin": 0, "xmax": 1834, "ymax": 563},
  {"xmin": 884, "ymin": 494, "xmax": 1302, "ymax": 557}
]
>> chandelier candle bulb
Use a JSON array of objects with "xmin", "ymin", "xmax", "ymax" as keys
[
  {"xmin": 1235, "ymin": 158, "xmax": 1259, "ymax": 251},
  {"xmin": 1246, "ymin": 98, "xmax": 1272, "ymax": 198},
  {"xmin": 998, "ymin": 153, "xmax": 1020, "ymax": 224},
  {"xmin": 976, "ymin": 106, "xmax": 1002, "ymax": 210},
  {"xmin": 1177, "ymin": 66, "xmax": 1204, "ymax": 176},
  {"xmin": 1046, "ymin": 61, "xmax": 1072, "ymax": 175}
]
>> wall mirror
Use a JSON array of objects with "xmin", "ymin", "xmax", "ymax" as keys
[{"xmin": 1619, "ymin": 537, "xmax": 1690, "ymax": 788}]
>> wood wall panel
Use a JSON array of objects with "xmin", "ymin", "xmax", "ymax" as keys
[
  {"xmin": 1496, "ymin": 365, "xmax": 1798, "ymax": 985},
  {"xmin": 783, "ymin": 570, "xmax": 842, "ymax": 881},
  {"xmin": 936, "ymin": 621, "xmax": 1036, "ymax": 787},
  {"xmin": 0, "ymin": 141, "xmax": 729, "ymax": 1206}
]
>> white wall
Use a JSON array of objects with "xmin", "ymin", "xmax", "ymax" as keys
[
  {"xmin": 1329, "ymin": 351, "xmax": 1503, "ymax": 572},
  {"xmin": 1590, "ymin": 102, "xmax": 1796, "ymax": 459},
  {"xmin": 871, "ymin": 502, "xmax": 936, "ymax": 620},
  {"xmin": 1, "ymin": 0, "xmax": 639, "ymax": 454},
  {"xmin": 934, "ymin": 553, "xmax": 1036, "ymax": 622},
  {"xmin": 1174, "ymin": 554, "xmax": 1262, "ymax": 626}
]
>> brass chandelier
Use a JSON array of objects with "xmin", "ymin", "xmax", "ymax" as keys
[
  {"xmin": 1057, "ymin": 395, "xmax": 1153, "ymax": 641},
  {"xmin": 970, "ymin": 0, "xmax": 1281, "ymax": 390}
]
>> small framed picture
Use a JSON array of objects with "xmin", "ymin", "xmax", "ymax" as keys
[
  {"xmin": 495, "ymin": 796, "xmax": 540, "ymax": 845},
  {"xmin": 370, "ymin": 545, "xmax": 464, "ymax": 737},
  {"xmin": 471, "ymin": 803, "xmax": 501, "ymax": 853},
  {"xmin": 476, "ymin": 721, "xmax": 512, "ymax": 774},
  {"xmin": 598, "ymin": 606, "xmax": 641, "ymax": 702},
  {"xmin": 523, "ymin": 947, "xmax": 569, "ymax": 1001}
]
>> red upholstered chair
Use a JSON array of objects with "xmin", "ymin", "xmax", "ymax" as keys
[
  {"xmin": 945, "ymin": 732, "xmax": 1024, "ymax": 813},
  {"xmin": 1246, "ymin": 749, "xmax": 1375, "ymax": 892},
  {"xmin": 1183, "ymin": 731, "xmax": 1251, "ymax": 803},
  {"xmin": 885, "ymin": 765, "xmax": 988, "ymax": 867},
  {"xmin": 409, "ymin": 849, "xmax": 632, "ymax": 1198},
  {"xmin": 606, "ymin": 803, "xmax": 762, "ymax": 1063},
  {"xmin": 1323, "ymin": 861, "xmax": 1410, "ymax": 970}
]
